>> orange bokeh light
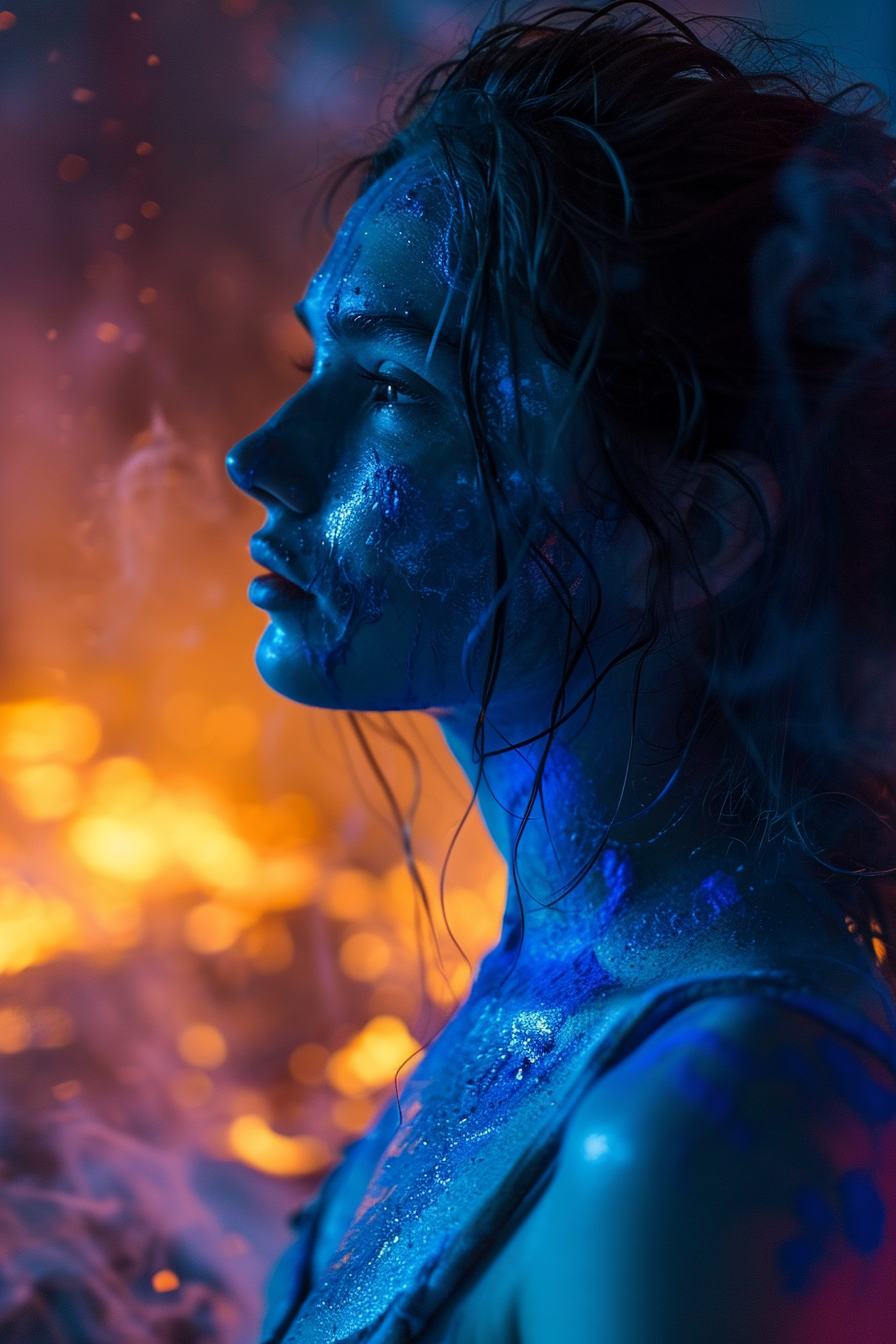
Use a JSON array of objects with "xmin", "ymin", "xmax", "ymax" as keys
[
  {"xmin": 228, "ymin": 1114, "xmax": 329, "ymax": 1176},
  {"xmin": 0, "ymin": 6, "xmax": 510, "ymax": 1336},
  {"xmin": 58, "ymin": 154, "xmax": 88, "ymax": 183},
  {"xmin": 151, "ymin": 1269, "xmax": 180, "ymax": 1293}
]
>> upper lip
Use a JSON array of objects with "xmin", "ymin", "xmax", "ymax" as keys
[{"xmin": 249, "ymin": 534, "xmax": 313, "ymax": 592}]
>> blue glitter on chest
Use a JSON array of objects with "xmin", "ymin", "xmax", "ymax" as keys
[{"xmin": 285, "ymin": 922, "xmax": 618, "ymax": 1341}]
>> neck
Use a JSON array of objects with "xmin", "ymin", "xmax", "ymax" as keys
[{"xmin": 437, "ymin": 682, "xmax": 772, "ymax": 966}]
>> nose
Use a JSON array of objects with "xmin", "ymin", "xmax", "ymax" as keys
[{"xmin": 226, "ymin": 390, "xmax": 328, "ymax": 517}]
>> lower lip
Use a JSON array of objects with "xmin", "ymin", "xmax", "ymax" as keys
[{"xmin": 249, "ymin": 572, "xmax": 312, "ymax": 611}]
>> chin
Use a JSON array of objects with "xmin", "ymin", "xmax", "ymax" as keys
[
  {"xmin": 253, "ymin": 624, "xmax": 407, "ymax": 712},
  {"xmin": 254, "ymin": 625, "xmax": 347, "ymax": 710},
  {"xmin": 255, "ymin": 611, "xmax": 462, "ymax": 713}
]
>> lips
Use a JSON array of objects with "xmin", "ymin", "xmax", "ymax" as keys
[
  {"xmin": 248, "ymin": 535, "xmax": 315, "ymax": 611},
  {"xmin": 248, "ymin": 571, "xmax": 313, "ymax": 611}
]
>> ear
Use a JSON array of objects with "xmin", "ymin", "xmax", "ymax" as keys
[
  {"xmin": 670, "ymin": 451, "xmax": 781, "ymax": 612},
  {"xmin": 614, "ymin": 451, "xmax": 781, "ymax": 615}
]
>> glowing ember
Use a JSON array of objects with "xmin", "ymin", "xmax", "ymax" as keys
[
  {"xmin": 51, "ymin": 1078, "xmax": 81, "ymax": 1100},
  {"xmin": 339, "ymin": 929, "xmax": 391, "ymax": 981},
  {"xmin": 326, "ymin": 1016, "xmax": 421, "ymax": 1096},
  {"xmin": 0, "ymin": 882, "xmax": 81, "ymax": 972},
  {"xmin": 289, "ymin": 1042, "xmax": 329, "ymax": 1086},
  {"xmin": 179, "ymin": 1022, "xmax": 228, "ymax": 1069},
  {"xmin": 228, "ymin": 1115, "xmax": 330, "ymax": 1176},
  {"xmin": 0, "ymin": 3, "xmax": 503, "ymax": 1334},
  {"xmin": 0, "ymin": 689, "xmax": 502, "ymax": 1075},
  {"xmin": 0, "ymin": 700, "xmax": 100, "ymax": 765},
  {"xmin": 0, "ymin": 1006, "xmax": 30, "ymax": 1053},
  {"xmin": 58, "ymin": 153, "xmax": 88, "ymax": 183}
]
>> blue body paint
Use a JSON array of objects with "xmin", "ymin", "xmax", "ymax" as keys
[
  {"xmin": 777, "ymin": 1167, "xmax": 888, "ymax": 1293},
  {"xmin": 795, "ymin": 1185, "xmax": 837, "ymax": 1237},
  {"xmin": 693, "ymin": 871, "xmax": 741, "ymax": 918},
  {"xmin": 674, "ymin": 1057, "xmax": 754, "ymax": 1150},
  {"xmin": 603, "ymin": 869, "xmax": 742, "ymax": 956},
  {"xmin": 838, "ymin": 1171, "xmax": 886, "ymax": 1254},
  {"xmin": 778, "ymin": 1234, "xmax": 828, "ymax": 1294},
  {"xmin": 818, "ymin": 1036, "xmax": 896, "ymax": 1124},
  {"xmin": 778, "ymin": 1186, "xmax": 837, "ymax": 1293},
  {"xmin": 774, "ymin": 1043, "xmax": 824, "ymax": 1099}
]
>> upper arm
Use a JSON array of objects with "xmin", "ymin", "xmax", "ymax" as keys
[{"xmin": 518, "ymin": 996, "xmax": 896, "ymax": 1344}]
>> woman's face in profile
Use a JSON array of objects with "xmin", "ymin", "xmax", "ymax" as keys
[{"xmin": 227, "ymin": 160, "xmax": 610, "ymax": 713}]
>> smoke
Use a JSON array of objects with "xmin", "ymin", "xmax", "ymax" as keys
[{"xmin": 0, "ymin": 4, "xmax": 507, "ymax": 1339}]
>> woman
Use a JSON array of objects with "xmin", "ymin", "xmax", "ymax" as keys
[{"xmin": 227, "ymin": 5, "xmax": 896, "ymax": 1340}]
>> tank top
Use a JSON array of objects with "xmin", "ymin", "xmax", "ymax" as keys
[{"xmin": 261, "ymin": 878, "xmax": 896, "ymax": 1344}]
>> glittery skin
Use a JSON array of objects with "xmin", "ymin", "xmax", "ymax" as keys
[
  {"xmin": 599, "ymin": 869, "xmax": 741, "ymax": 957},
  {"xmin": 275, "ymin": 867, "xmax": 896, "ymax": 1344},
  {"xmin": 228, "ymin": 163, "xmax": 896, "ymax": 1344},
  {"xmin": 283, "ymin": 956, "xmax": 620, "ymax": 1333},
  {"xmin": 285, "ymin": 895, "xmax": 619, "ymax": 1342},
  {"xmin": 226, "ymin": 161, "xmax": 515, "ymax": 712}
]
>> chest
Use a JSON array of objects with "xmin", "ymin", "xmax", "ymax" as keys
[{"xmin": 289, "ymin": 953, "xmax": 623, "ymax": 1343}]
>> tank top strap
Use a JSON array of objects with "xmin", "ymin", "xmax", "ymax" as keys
[
  {"xmin": 591, "ymin": 968, "xmax": 896, "ymax": 1083},
  {"xmin": 392, "ymin": 968, "xmax": 896, "ymax": 1344},
  {"xmin": 261, "ymin": 1176, "xmax": 328, "ymax": 1344},
  {"xmin": 266, "ymin": 966, "xmax": 896, "ymax": 1344}
]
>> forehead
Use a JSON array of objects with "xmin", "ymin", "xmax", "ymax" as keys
[{"xmin": 304, "ymin": 160, "xmax": 461, "ymax": 332}]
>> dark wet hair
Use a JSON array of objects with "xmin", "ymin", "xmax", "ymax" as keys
[{"xmin": 349, "ymin": 3, "xmax": 896, "ymax": 971}]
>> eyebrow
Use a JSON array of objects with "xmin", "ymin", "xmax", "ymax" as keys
[{"xmin": 294, "ymin": 301, "xmax": 460, "ymax": 351}]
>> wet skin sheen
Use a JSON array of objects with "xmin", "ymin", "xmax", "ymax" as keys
[{"xmin": 227, "ymin": 163, "xmax": 896, "ymax": 1342}]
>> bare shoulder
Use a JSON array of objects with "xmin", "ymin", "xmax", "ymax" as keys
[{"xmin": 517, "ymin": 994, "xmax": 896, "ymax": 1344}]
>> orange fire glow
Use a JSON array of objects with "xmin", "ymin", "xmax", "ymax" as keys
[
  {"xmin": 0, "ymin": 682, "xmax": 504, "ymax": 1145},
  {"xmin": 0, "ymin": 3, "xmax": 501, "ymax": 1335}
]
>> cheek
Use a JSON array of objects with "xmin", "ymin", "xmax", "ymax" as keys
[
  {"xmin": 508, "ymin": 513, "xmax": 606, "ymax": 631},
  {"xmin": 323, "ymin": 455, "xmax": 406, "ymax": 557},
  {"xmin": 529, "ymin": 508, "xmax": 620, "ymax": 604},
  {"xmin": 326, "ymin": 446, "xmax": 492, "ymax": 601},
  {"xmin": 496, "ymin": 506, "xmax": 627, "ymax": 692}
]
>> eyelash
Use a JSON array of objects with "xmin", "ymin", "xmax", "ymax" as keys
[
  {"xmin": 291, "ymin": 360, "xmax": 419, "ymax": 407},
  {"xmin": 356, "ymin": 366, "xmax": 418, "ymax": 407}
]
